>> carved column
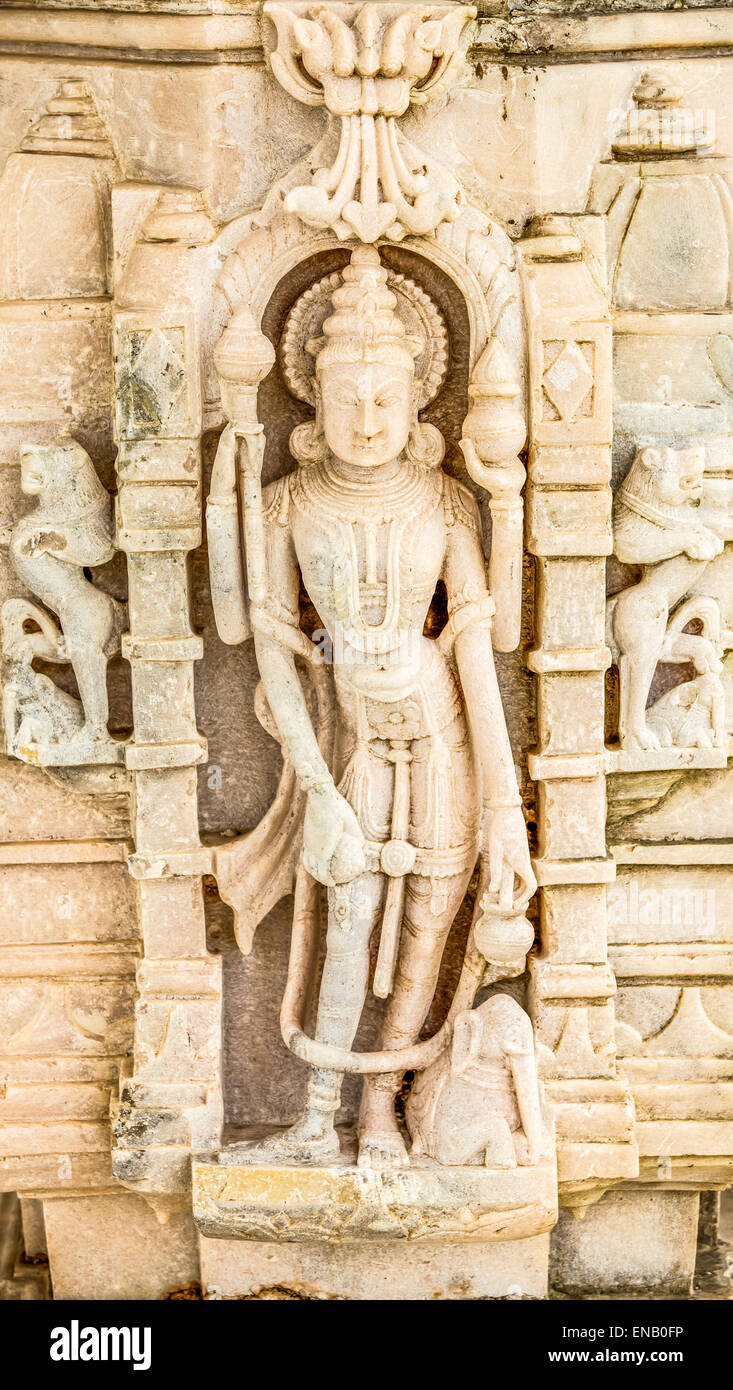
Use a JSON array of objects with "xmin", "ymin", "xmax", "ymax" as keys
[
  {"xmin": 519, "ymin": 217, "xmax": 638, "ymax": 1203},
  {"xmin": 110, "ymin": 189, "xmax": 222, "ymax": 1194}
]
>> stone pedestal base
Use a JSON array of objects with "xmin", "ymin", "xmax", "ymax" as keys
[
  {"xmin": 193, "ymin": 1151, "xmax": 556, "ymax": 1299},
  {"xmin": 42, "ymin": 1193, "xmax": 200, "ymax": 1300},
  {"xmin": 550, "ymin": 1188, "xmax": 701, "ymax": 1297},
  {"xmin": 200, "ymin": 1233, "xmax": 550, "ymax": 1300},
  {"xmin": 193, "ymin": 1152, "xmax": 557, "ymax": 1245}
]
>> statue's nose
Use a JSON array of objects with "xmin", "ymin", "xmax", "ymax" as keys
[{"xmin": 360, "ymin": 397, "xmax": 378, "ymax": 438}]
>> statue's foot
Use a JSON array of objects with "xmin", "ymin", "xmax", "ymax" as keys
[
  {"xmin": 220, "ymin": 1119, "xmax": 340, "ymax": 1167},
  {"xmin": 625, "ymin": 724, "xmax": 662, "ymax": 753},
  {"xmin": 65, "ymin": 726, "xmax": 108, "ymax": 750},
  {"xmin": 357, "ymin": 1123, "xmax": 410, "ymax": 1170}
]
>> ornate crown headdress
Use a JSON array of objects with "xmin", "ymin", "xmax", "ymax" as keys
[{"xmin": 281, "ymin": 245, "xmax": 448, "ymax": 410}]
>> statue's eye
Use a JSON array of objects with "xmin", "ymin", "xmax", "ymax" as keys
[{"xmin": 375, "ymin": 394, "xmax": 400, "ymax": 407}]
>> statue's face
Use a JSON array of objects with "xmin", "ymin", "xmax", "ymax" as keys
[
  {"xmin": 319, "ymin": 362, "xmax": 413, "ymax": 469},
  {"xmin": 656, "ymin": 446, "xmax": 706, "ymax": 506}
]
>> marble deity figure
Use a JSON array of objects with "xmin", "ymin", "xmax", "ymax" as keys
[{"xmin": 209, "ymin": 246, "xmax": 538, "ymax": 1169}]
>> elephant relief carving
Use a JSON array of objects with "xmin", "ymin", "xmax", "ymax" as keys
[
  {"xmin": 1, "ymin": 438, "xmax": 127, "ymax": 765},
  {"xmin": 406, "ymin": 994, "xmax": 550, "ymax": 1168}
]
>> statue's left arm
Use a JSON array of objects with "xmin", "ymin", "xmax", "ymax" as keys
[{"xmin": 443, "ymin": 483, "xmax": 536, "ymax": 910}]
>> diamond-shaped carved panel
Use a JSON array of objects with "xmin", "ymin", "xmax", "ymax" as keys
[
  {"xmin": 115, "ymin": 320, "xmax": 196, "ymax": 441},
  {"xmin": 542, "ymin": 340, "xmax": 594, "ymax": 422}
]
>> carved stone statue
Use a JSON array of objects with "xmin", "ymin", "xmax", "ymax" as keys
[
  {"xmin": 608, "ymin": 444, "xmax": 728, "ymax": 753},
  {"xmin": 1, "ymin": 438, "xmax": 126, "ymax": 763},
  {"xmin": 208, "ymin": 245, "xmax": 538, "ymax": 1170}
]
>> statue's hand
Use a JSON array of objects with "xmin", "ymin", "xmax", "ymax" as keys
[
  {"xmin": 303, "ymin": 783, "xmax": 366, "ymax": 887},
  {"xmin": 459, "ymin": 435, "xmax": 492, "ymax": 491},
  {"xmin": 241, "ymin": 426, "xmax": 265, "ymax": 477},
  {"xmin": 482, "ymin": 804, "xmax": 536, "ymax": 911}
]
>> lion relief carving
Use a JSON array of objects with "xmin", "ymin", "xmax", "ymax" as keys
[
  {"xmin": 2, "ymin": 438, "xmax": 126, "ymax": 761},
  {"xmin": 607, "ymin": 445, "xmax": 727, "ymax": 753}
]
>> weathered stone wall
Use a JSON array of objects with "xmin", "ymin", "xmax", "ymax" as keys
[{"xmin": 0, "ymin": 0, "xmax": 732, "ymax": 1300}]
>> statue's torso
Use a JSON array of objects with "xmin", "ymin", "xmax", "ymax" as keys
[
  {"xmin": 290, "ymin": 458, "xmax": 442, "ymax": 633},
  {"xmin": 288, "ymin": 458, "xmax": 463, "ymax": 732},
  {"xmin": 264, "ymin": 458, "xmax": 483, "ymax": 855}
]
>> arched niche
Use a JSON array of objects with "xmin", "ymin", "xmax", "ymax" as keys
[
  {"xmin": 204, "ymin": 204, "xmax": 527, "ymax": 458},
  {"xmin": 254, "ymin": 243, "xmax": 475, "ymax": 489}
]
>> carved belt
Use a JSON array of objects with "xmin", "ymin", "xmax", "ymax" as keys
[
  {"xmin": 364, "ymin": 738, "xmax": 478, "ymax": 999},
  {"xmin": 371, "ymin": 740, "xmax": 412, "ymax": 999},
  {"xmin": 363, "ymin": 839, "xmax": 477, "ymax": 880}
]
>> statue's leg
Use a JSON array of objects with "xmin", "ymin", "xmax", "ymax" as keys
[
  {"xmin": 63, "ymin": 585, "xmax": 115, "ymax": 740},
  {"xmin": 303, "ymin": 869, "xmax": 386, "ymax": 1132},
  {"xmin": 614, "ymin": 589, "xmax": 668, "ymax": 750},
  {"xmin": 358, "ymin": 865, "xmax": 473, "ymax": 1168},
  {"xmin": 619, "ymin": 650, "xmax": 661, "ymax": 751},
  {"xmin": 434, "ymin": 1114, "xmax": 516, "ymax": 1169},
  {"xmin": 229, "ymin": 869, "xmax": 384, "ymax": 1165},
  {"xmin": 69, "ymin": 642, "xmax": 110, "ymax": 740},
  {"xmin": 482, "ymin": 1117, "xmax": 518, "ymax": 1168}
]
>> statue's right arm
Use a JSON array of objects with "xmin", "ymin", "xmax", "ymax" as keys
[
  {"xmin": 253, "ymin": 508, "xmax": 365, "ymax": 887},
  {"xmin": 252, "ymin": 508, "xmax": 331, "ymax": 792}
]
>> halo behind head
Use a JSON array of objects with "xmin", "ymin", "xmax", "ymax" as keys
[{"xmin": 281, "ymin": 248, "xmax": 448, "ymax": 410}]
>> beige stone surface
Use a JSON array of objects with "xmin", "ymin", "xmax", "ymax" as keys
[
  {"xmin": 200, "ymin": 1230, "xmax": 550, "ymax": 1300},
  {"xmin": 550, "ymin": 1188, "xmax": 700, "ymax": 1298},
  {"xmin": 193, "ymin": 1149, "xmax": 558, "ymax": 1244},
  {"xmin": 42, "ymin": 1193, "xmax": 199, "ymax": 1301},
  {"xmin": 0, "ymin": 0, "xmax": 732, "ymax": 1303}
]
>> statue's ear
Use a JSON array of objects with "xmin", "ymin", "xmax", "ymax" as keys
[
  {"xmin": 405, "ymin": 420, "xmax": 444, "ymax": 469},
  {"xmin": 289, "ymin": 420, "xmax": 328, "ymax": 466},
  {"xmin": 637, "ymin": 445, "xmax": 663, "ymax": 472},
  {"xmin": 638, "ymin": 444, "xmax": 677, "ymax": 475}
]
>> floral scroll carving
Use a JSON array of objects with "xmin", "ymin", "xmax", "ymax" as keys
[{"xmin": 262, "ymin": 1, "xmax": 476, "ymax": 242}]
